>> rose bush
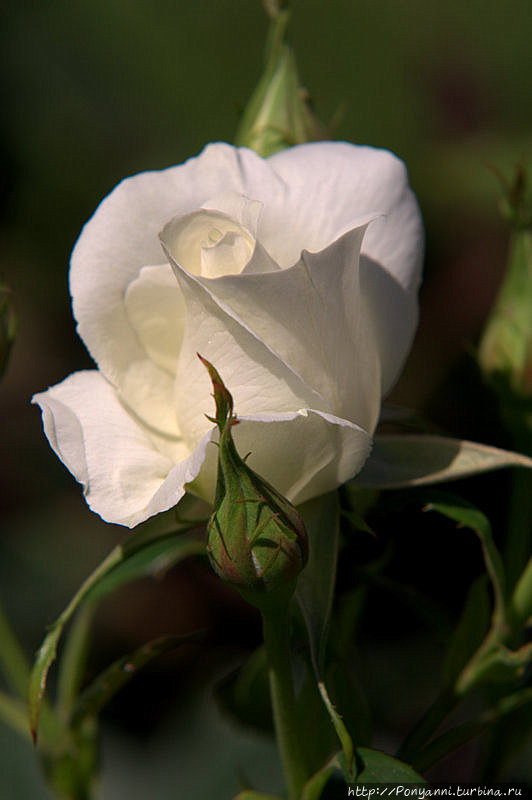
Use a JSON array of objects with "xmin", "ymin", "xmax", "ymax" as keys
[{"xmin": 33, "ymin": 142, "xmax": 423, "ymax": 527}]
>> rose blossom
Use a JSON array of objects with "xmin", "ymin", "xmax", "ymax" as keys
[{"xmin": 33, "ymin": 142, "xmax": 423, "ymax": 527}]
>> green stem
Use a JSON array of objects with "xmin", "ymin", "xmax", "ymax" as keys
[
  {"xmin": 397, "ymin": 688, "xmax": 458, "ymax": 765},
  {"xmin": 262, "ymin": 608, "xmax": 308, "ymax": 800},
  {"xmin": 0, "ymin": 601, "xmax": 31, "ymax": 699}
]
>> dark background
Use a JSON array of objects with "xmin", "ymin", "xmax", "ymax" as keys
[{"xmin": 1, "ymin": 1, "xmax": 531, "ymax": 796}]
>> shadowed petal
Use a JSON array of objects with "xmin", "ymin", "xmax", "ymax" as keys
[{"xmin": 190, "ymin": 409, "xmax": 373, "ymax": 506}]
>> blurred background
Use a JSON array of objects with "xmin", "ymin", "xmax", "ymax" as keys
[{"xmin": 1, "ymin": 0, "xmax": 531, "ymax": 797}]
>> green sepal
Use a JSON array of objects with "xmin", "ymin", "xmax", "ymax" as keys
[{"xmin": 200, "ymin": 356, "xmax": 307, "ymax": 610}]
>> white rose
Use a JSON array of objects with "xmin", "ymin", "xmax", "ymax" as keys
[{"xmin": 33, "ymin": 142, "xmax": 423, "ymax": 527}]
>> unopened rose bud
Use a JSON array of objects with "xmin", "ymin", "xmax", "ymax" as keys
[
  {"xmin": 199, "ymin": 355, "xmax": 308, "ymax": 608},
  {"xmin": 235, "ymin": 7, "xmax": 324, "ymax": 157},
  {"xmin": 478, "ymin": 165, "xmax": 532, "ymax": 444}
]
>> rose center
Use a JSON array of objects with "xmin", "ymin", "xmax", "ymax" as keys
[{"xmin": 162, "ymin": 210, "xmax": 255, "ymax": 278}]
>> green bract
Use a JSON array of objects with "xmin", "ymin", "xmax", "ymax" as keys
[{"xmin": 200, "ymin": 356, "xmax": 308, "ymax": 607}]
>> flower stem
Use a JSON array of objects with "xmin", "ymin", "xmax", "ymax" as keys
[{"xmin": 262, "ymin": 607, "xmax": 308, "ymax": 800}]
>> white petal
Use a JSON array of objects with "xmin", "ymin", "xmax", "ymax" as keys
[
  {"xmin": 181, "ymin": 223, "xmax": 382, "ymax": 434},
  {"xmin": 266, "ymin": 142, "xmax": 423, "ymax": 394},
  {"xmin": 162, "ymin": 210, "xmax": 255, "ymax": 278},
  {"xmin": 119, "ymin": 358, "xmax": 181, "ymax": 436},
  {"xmin": 124, "ymin": 263, "xmax": 186, "ymax": 375},
  {"xmin": 267, "ymin": 141, "xmax": 424, "ymax": 293},
  {"xmin": 32, "ymin": 371, "xmax": 209, "ymax": 528},
  {"xmin": 69, "ymin": 143, "xmax": 283, "ymax": 426},
  {"xmin": 70, "ymin": 142, "xmax": 421, "ymax": 413},
  {"xmin": 359, "ymin": 254, "xmax": 419, "ymax": 395},
  {"xmin": 190, "ymin": 409, "xmax": 373, "ymax": 506},
  {"xmin": 159, "ymin": 238, "xmax": 328, "ymax": 449},
  {"xmin": 200, "ymin": 191, "xmax": 263, "ymax": 234},
  {"xmin": 33, "ymin": 387, "xmax": 89, "ymax": 487}
]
